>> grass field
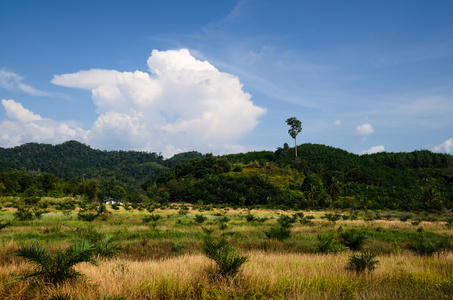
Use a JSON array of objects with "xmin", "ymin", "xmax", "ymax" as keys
[{"xmin": 1, "ymin": 197, "xmax": 452, "ymax": 299}]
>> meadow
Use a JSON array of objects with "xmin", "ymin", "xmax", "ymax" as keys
[{"xmin": 0, "ymin": 197, "xmax": 453, "ymax": 299}]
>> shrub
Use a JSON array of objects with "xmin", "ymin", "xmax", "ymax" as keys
[
  {"xmin": 14, "ymin": 207, "xmax": 36, "ymax": 221},
  {"xmin": 323, "ymin": 213, "xmax": 341, "ymax": 223},
  {"xmin": 194, "ymin": 214, "xmax": 207, "ymax": 223},
  {"xmin": 339, "ymin": 229, "xmax": 368, "ymax": 251},
  {"xmin": 77, "ymin": 211, "xmax": 98, "ymax": 222},
  {"xmin": 218, "ymin": 222, "xmax": 228, "ymax": 230},
  {"xmin": 202, "ymin": 227, "xmax": 214, "ymax": 235},
  {"xmin": 277, "ymin": 215, "xmax": 297, "ymax": 229},
  {"xmin": 399, "ymin": 214, "xmax": 411, "ymax": 222},
  {"xmin": 218, "ymin": 216, "xmax": 230, "ymax": 223},
  {"xmin": 264, "ymin": 227, "xmax": 291, "ymax": 241},
  {"xmin": 203, "ymin": 235, "xmax": 247, "ymax": 278},
  {"xmin": 92, "ymin": 234, "xmax": 122, "ymax": 259},
  {"xmin": 315, "ymin": 233, "xmax": 346, "ymax": 254},
  {"xmin": 347, "ymin": 252, "xmax": 379, "ymax": 273},
  {"xmin": 408, "ymin": 235, "xmax": 448, "ymax": 256},
  {"xmin": 245, "ymin": 213, "xmax": 255, "ymax": 222},
  {"xmin": 13, "ymin": 240, "xmax": 96, "ymax": 284},
  {"xmin": 299, "ymin": 217, "xmax": 313, "ymax": 226},
  {"xmin": 142, "ymin": 214, "xmax": 161, "ymax": 223},
  {"xmin": 0, "ymin": 220, "xmax": 12, "ymax": 231}
]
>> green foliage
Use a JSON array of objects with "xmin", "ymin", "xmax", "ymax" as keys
[
  {"xmin": 339, "ymin": 229, "xmax": 368, "ymax": 251},
  {"xmin": 408, "ymin": 235, "xmax": 448, "ymax": 256},
  {"xmin": 77, "ymin": 204, "xmax": 110, "ymax": 222},
  {"xmin": 1, "ymin": 141, "xmax": 452, "ymax": 212},
  {"xmin": 142, "ymin": 214, "xmax": 161, "ymax": 223},
  {"xmin": 277, "ymin": 215, "xmax": 297, "ymax": 229},
  {"xmin": 245, "ymin": 213, "xmax": 255, "ymax": 222},
  {"xmin": 203, "ymin": 235, "xmax": 247, "ymax": 278},
  {"xmin": 14, "ymin": 206, "xmax": 35, "ymax": 221},
  {"xmin": 264, "ymin": 227, "xmax": 291, "ymax": 241},
  {"xmin": 346, "ymin": 252, "xmax": 379, "ymax": 273},
  {"xmin": 0, "ymin": 220, "xmax": 11, "ymax": 231},
  {"xmin": 194, "ymin": 214, "xmax": 207, "ymax": 223},
  {"xmin": 14, "ymin": 206, "xmax": 48, "ymax": 221},
  {"xmin": 218, "ymin": 216, "xmax": 230, "ymax": 223},
  {"xmin": 13, "ymin": 239, "xmax": 96, "ymax": 283},
  {"xmin": 315, "ymin": 233, "xmax": 347, "ymax": 254},
  {"xmin": 323, "ymin": 213, "xmax": 341, "ymax": 223},
  {"xmin": 92, "ymin": 234, "xmax": 122, "ymax": 259}
]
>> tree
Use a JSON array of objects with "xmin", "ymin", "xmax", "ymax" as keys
[{"xmin": 286, "ymin": 117, "xmax": 302, "ymax": 157}]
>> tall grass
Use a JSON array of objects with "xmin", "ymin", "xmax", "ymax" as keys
[{"xmin": 1, "ymin": 202, "xmax": 453, "ymax": 299}]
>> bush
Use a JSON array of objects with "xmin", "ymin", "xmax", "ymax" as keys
[
  {"xmin": 299, "ymin": 217, "xmax": 313, "ymax": 226},
  {"xmin": 264, "ymin": 227, "xmax": 291, "ymax": 241},
  {"xmin": 77, "ymin": 211, "xmax": 98, "ymax": 222},
  {"xmin": 315, "ymin": 233, "xmax": 346, "ymax": 254},
  {"xmin": 142, "ymin": 214, "xmax": 161, "ymax": 223},
  {"xmin": 14, "ymin": 207, "xmax": 36, "ymax": 221},
  {"xmin": 13, "ymin": 240, "xmax": 96, "ymax": 284},
  {"xmin": 0, "ymin": 220, "xmax": 11, "ymax": 231},
  {"xmin": 339, "ymin": 229, "xmax": 368, "ymax": 251},
  {"xmin": 323, "ymin": 213, "xmax": 341, "ymax": 223},
  {"xmin": 203, "ymin": 235, "xmax": 247, "ymax": 278},
  {"xmin": 347, "ymin": 252, "xmax": 379, "ymax": 272},
  {"xmin": 218, "ymin": 216, "xmax": 230, "ymax": 223},
  {"xmin": 245, "ymin": 213, "xmax": 255, "ymax": 222},
  {"xmin": 277, "ymin": 215, "xmax": 297, "ymax": 229},
  {"xmin": 194, "ymin": 214, "xmax": 207, "ymax": 223},
  {"xmin": 92, "ymin": 234, "xmax": 122, "ymax": 259},
  {"xmin": 408, "ymin": 235, "xmax": 448, "ymax": 256}
]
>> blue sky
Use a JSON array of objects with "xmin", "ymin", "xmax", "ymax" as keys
[{"xmin": 1, "ymin": 0, "xmax": 452, "ymax": 157}]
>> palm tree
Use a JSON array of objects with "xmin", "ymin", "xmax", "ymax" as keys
[
  {"xmin": 306, "ymin": 183, "xmax": 319, "ymax": 208},
  {"xmin": 286, "ymin": 117, "xmax": 302, "ymax": 158},
  {"xmin": 13, "ymin": 239, "xmax": 96, "ymax": 283}
]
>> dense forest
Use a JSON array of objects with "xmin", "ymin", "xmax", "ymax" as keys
[{"xmin": 0, "ymin": 141, "xmax": 452, "ymax": 212}]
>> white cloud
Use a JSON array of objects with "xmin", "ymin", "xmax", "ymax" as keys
[
  {"xmin": 355, "ymin": 123, "xmax": 374, "ymax": 136},
  {"xmin": 2, "ymin": 99, "xmax": 42, "ymax": 122},
  {"xmin": 4, "ymin": 49, "xmax": 266, "ymax": 157},
  {"xmin": 328, "ymin": 119, "xmax": 342, "ymax": 127},
  {"xmin": 360, "ymin": 145, "xmax": 385, "ymax": 155},
  {"xmin": 432, "ymin": 138, "xmax": 453, "ymax": 153},
  {"xmin": 0, "ymin": 69, "xmax": 51, "ymax": 96},
  {"xmin": 0, "ymin": 99, "xmax": 88, "ymax": 147}
]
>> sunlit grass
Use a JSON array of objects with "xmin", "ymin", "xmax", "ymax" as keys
[{"xmin": 1, "ymin": 202, "xmax": 453, "ymax": 299}]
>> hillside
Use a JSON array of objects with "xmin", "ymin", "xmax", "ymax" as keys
[{"xmin": 0, "ymin": 141, "xmax": 452, "ymax": 211}]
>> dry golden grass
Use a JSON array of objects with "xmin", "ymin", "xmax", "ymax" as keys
[
  {"xmin": 1, "ymin": 204, "xmax": 453, "ymax": 299},
  {"xmin": 1, "ymin": 250, "xmax": 452, "ymax": 299}
]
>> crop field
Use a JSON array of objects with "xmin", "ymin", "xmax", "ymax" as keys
[{"xmin": 0, "ymin": 197, "xmax": 453, "ymax": 299}]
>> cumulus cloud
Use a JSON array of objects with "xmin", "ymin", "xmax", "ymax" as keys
[
  {"xmin": 0, "ymin": 69, "xmax": 51, "ymax": 96},
  {"xmin": 0, "ymin": 99, "xmax": 88, "ymax": 147},
  {"xmin": 360, "ymin": 145, "xmax": 385, "ymax": 155},
  {"xmin": 355, "ymin": 123, "xmax": 374, "ymax": 136},
  {"xmin": 432, "ymin": 138, "xmax": 453, "ymax": 153},
  {"xmin": 3, "ymin": 49, "xmax": 266, "ymax": 156}
]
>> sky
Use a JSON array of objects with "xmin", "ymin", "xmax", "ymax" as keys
[{"xmin": 1, "ymin": 0, "xmax": 452, "ymax": 157}]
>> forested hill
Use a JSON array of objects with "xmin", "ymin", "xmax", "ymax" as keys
[
  {"xmin": 0, "ymin": 141, "xmax": 452, "ymax": 211},
  {"xmin": 0, "ymin": 141, "xmax": 202, "ymax": 183}
]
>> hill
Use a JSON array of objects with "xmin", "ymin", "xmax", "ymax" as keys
[{"xmin": 0, "ymin": 141, "xmax": 451, "ymax": 211}]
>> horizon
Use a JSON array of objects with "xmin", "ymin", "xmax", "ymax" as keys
[
  {"xmin": 1, "ymin": 1, "xmax": 452, "ymax": 158},
  {"xmin": 2, "ymin": 139, "xmax": 451, "ymax": 160}
]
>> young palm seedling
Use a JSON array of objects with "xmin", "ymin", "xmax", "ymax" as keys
[
  {"xmin": 346, "ymin": 252, "xmax": 379, "ymax": 273},
  {"xmin": 203, "ymin": 234, "xmax": 247, "ymax": 279},
  {"xmin": 13, "ymin": 239, "xmax": 96, "ymax": 284},
  {"xmin": 339, "ymin": 229, "xmax": 368, "ymax": 251}
]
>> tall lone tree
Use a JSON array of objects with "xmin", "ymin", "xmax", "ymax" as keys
[{"xmin": 286, "ymin": 117, "xmax": 302, "ymax": 158}]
